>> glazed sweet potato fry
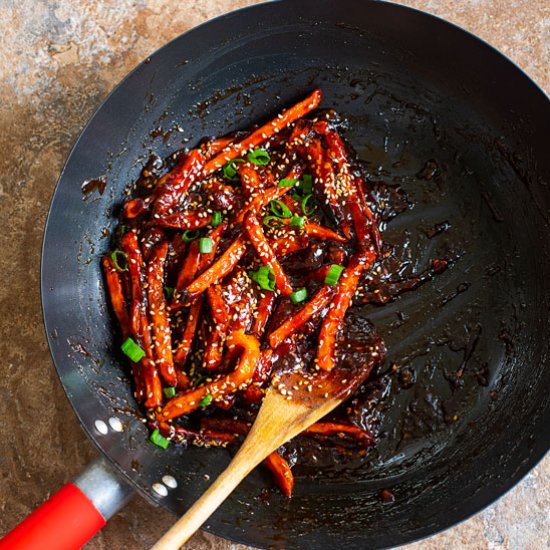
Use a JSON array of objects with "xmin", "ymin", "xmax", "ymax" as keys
[
  {"xmin": 203, "ymin": 287, "xmax": 230, "ymax": 371},
  {"xmin": 186, "ymin": 235, "xmax": 248, "ymax": 298},
  {"xmin": 230, "ymin": 288, "xmax": 255, "ymax": 332},
  {"xmin": 158, "ymin": 421, "xmax": 237, "ymax": 446},
  {"xmin": 197, "ymin": 221, "xmax": 227, "ymax": 272},
  {"xmin": 304, "ymin": 221, "xmax": 347, "ymax": 243},
  {"xmin": 263, "ymin": 452, "xmax": 294, "ymax": 497},
  {"xmin": 303, "ymin": 422, "xmax": 374, "ymax": 446},
  {"xmin": 152, "ymin": 149, "xmax": 205, "ymax": 216},
  {"xmin": 242, "ymin": 349, "xmax": 273, "ymax": 403},
  {"xmin": 206, "ymin": 284, "xmax": 229, "ymax": 325},
  {"xmin": 146, "ymin": 241, "xmax": 177, "ymax": 387},
  {"xmin": 201, "ymin": 135, "xmax": 235, "ymax": 159},
  {"xmin": 269, "ymin": 234, "xmax": 309, "ymax": 257},
  {"xmin": 269, "ymin": 285, "xmax": 335, "ymax": 349},
  {"xmin": 274, "ymin": 217, "xmax": 345, "ymax": 244},
  {"xmin": 321, "ymin": 125, "xmax": 349, "ymax": 173},
  {"xmin": 349, "ymin": 199, "xmax": 380, "ymax": 252},
  {"xmin": 200, "ymin": 417, "xmax": 251, "ymax": 434},
  {"xmin": 202, "ymin": 326, "xmax": 226, "ymax": 371},
  {"xmin": 201, "ymin": 179, "xmax": 238, "ymax": 211},
  {"xmin": 173, "ymin": 241, "xmax": 201, "ymax": 300},
  {"xmin": 141, "ymin": 357, "xmax": 163, "ymax": 408},
  {"xmin": 317, "ymin": 250, "xmax": 376, "ymax": 371},
  {"xmin": 121, "ymin": 231, "xmax": 153, "ymax": 358},
  {"xmin": 245, "ymin": 212, "xmax": 293, "ymax": 296},
  {"xmin": 251, "ymin": 292, "xmax": 275, "ymax": 338},
  {"xmin": 239, "ymin": 162, "xmax": 265, "ymax": 194},
  {"xmin": 173, "ymin": 222, "xmax": 227, "ymax": 306},
  {"xmin": 159, "ymin": 329, "xmax": 260, "ymax": 420},
  {"xmin": 203, "ymin": 89, "xmax": 322, "ymax": 175},
  {"xmin": 233, "ymin": 184, "xmax": 292, "ymax": 226},
  {"xmin": 174, "ymin": 296, "xmax": 203, "ymax": 367},
  {"xmin": 102, "ymin": 255, "xmax": 130, "ymax": 339},
  {"xmin": 353, "ymin": 176, "xmax": 382, "ymax": 250},
  {"xmin": 123, "ymin": 195, "xmax": 154, "ymax": 219},
  {"xmin": 152, "ymin": 210, "xmax": 212, "ymax": 230}
]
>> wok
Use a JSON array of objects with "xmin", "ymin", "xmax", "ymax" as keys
[{"xmin": 3, "ymin": 0, "xmax": 549, "ymax": 548}]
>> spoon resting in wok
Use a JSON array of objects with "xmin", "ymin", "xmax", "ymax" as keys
[{"xmin": 150, "ymin": 338, "xmax": 383, "ymax": 550}]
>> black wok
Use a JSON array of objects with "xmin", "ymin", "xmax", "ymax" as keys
[{"xmin": 13, "ymin": 0, "xmax": 550, "ymax": 548}]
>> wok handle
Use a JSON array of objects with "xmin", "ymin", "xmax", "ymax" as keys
[{"xmin": 0, "ymin": 457, "xmax": 133, "ymax": 550}]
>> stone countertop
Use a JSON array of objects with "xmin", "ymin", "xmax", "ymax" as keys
[{"xmin": 0, "ymin": 1, "xmax": 548, "ymax": 549}]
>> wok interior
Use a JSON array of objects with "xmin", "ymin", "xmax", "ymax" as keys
[{"xmin": 43, "ymin": 2, "xmax": 550, "ymax": 548}]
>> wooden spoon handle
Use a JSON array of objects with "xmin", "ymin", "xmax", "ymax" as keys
[{"xmin": 150, "ymin": 436, "xmax": 266, "ymax": 550}]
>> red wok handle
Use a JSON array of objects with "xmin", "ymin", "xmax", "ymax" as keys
[{"xmin": 0, "ymin": 458, "xmax": 133, "ymax": 550}]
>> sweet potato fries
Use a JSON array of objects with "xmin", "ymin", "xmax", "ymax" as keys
[{"xmin": 102, "ymin": 89, "xmax": 401, "ymax": 496}]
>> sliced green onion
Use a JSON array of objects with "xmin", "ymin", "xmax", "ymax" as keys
[
  {"xmin": 247, "ymin": 149, "xmax": 270, "ymax": 166},
  {"xmin": 110, "ymin": 250, "xmax": 128, "ymax": 272},
  {"xmin": 290, "ymin": 287, "xmax": 308, "ymax": 304},
  {"xmin": 278, "ymin": 178, "xmax": 297, "ymax": 188},
  {"xmin": 270, "ymin": 200, "xmax": 293, "ymax": 219},
  {"xmin": 163, "ymin": 386, "xmax": 176, "ymax": 398},
  {"xmin": 223, "ymin": 158, "xmax": 244, "ymax": 180},
  {"xmin": 290, "ymin": 215, "xmax": 305, "ymax": 228},
  {"xmin": 300, "ymin": 174, "xmax": 313, "ymax": 194},
  {"xmin": 325, "ymin": 264, "xmax": 345, "ymax": 286},
  {"xmin": 249, "ymin": 266, "xmax": 276, "ymax": 291},
  {"xmin": 301, "ymin": 194, "xmax": 317, "ymax": 216},
  {"xmin": 199, "ymin": 237, "xmax": 213, "ymax": 254},
  {"xmin": 211, "ymin": 211, "xmax": 222, "ymax": 227},
  {"xmin": 150, "ymin": 428, "xmax": 169, "ymax": 449},
  {"xmin": 200, "ymin": 394, "xmax": 213, "ymax": 407},
  {"xmin": 164, "ymin": 286, "xmax": 175, "ymax": 300},
  {"xmin": 263, "ymin": 215, "xmax": 284, "ymax": 229},
  {"xmin": 121, "ymin": 337, "xmax": 145, "ymax": 363},
  {"xmin": 181, "ymin": 229, "xmax": 200, "ymax": 242}
]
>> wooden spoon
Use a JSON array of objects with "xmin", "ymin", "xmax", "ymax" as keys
[{"xmin": 150, "ymin": 353, "xmax": 381, "ymax": 550}]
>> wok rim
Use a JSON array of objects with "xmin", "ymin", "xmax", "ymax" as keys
[{"xmin": 40, "ymin": 1, "xmax": 550, "ymax": 548}]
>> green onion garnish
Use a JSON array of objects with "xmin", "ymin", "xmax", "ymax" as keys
[
  {"xmin": 247, "ymin": 149, "xmax": 270, "ymax": 166},
  {"xmin": 300, "ymin": 174, "xmax": 313, "ymax": 194},
  {"xmin": 270, "ymin": 200, "xmax": 293, "ymax": 219},
  {"xmin": 164, "ymin": 286, "xmax": 175, "ymax": 300},
  {"xmin": 289, "ymin": 215, "xmax": 305, "ymax": 228},
  {"xmin": 222, "ymin": 158, "xmax": 244, "ymax": 180},
  {"xmin": 163, "ymin": 386, "xmax": 176, "ymax": 398},
  {"xmin": 150, "ymin": 428, "xmax": 170, "ymax": 449},
  {"xmin": 249, "ymin": 265, "xmax": 276, "ymax": 291},
  {"xmin": 181, "ymin": 229, "xmax": 200, "ymax": 242},
  {"xmin": 301, "ymin": 194, "xmax": 317, "ymax": 216},
  {"xmin": 110, "ymin": 250, "xmax": 128, "ymax": 272},
  {"xmin": 263, "ymin": 215, "xmax": 284, "ymax": 229},
  {"xmin": 325, "ymin": 264, "xmax": 345, "ymax": 286},
  {"xmin": 121, "ymin": 337, "xmax": 145, "ymax": 363},
  {"xmin": 199, "ymin": 237, "xmax": 213, "ymax": 254},
  {"xmin": 200, "ymin": 394, "xmax": 213, "ymax": 407},
  {"xmin": 278, "ymin": 178, "xmax": 298, "ymax": 188},
  {"xmin": 211, "ymin": 211, "xmax": 222, "ymax": 227},
  {"xmin": 290, "ymin": 287, "xmax": 308, "ymax": 303}
]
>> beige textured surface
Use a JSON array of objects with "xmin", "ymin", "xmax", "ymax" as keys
[{"xmin": 0, "ymin": 1, "xmax": 548, "ymax": 549}]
